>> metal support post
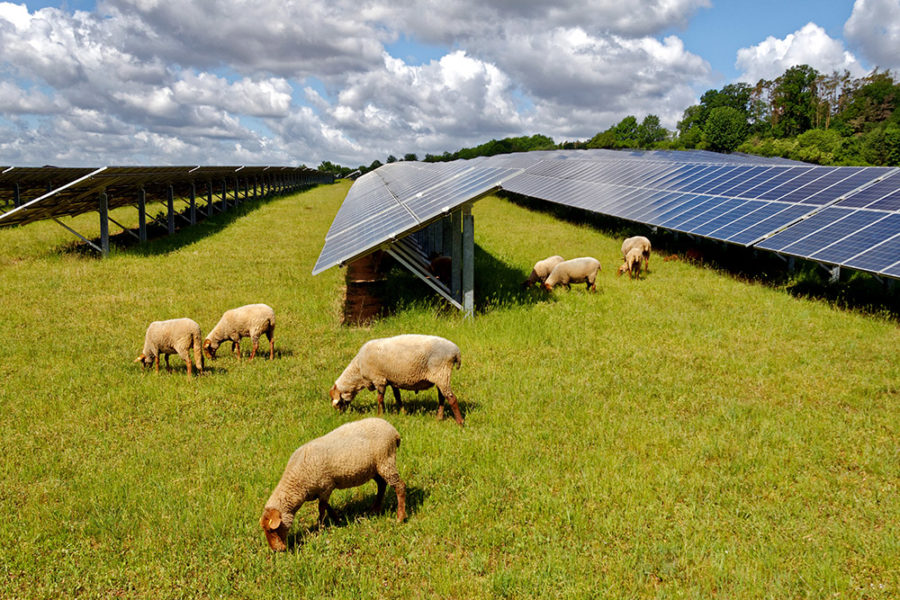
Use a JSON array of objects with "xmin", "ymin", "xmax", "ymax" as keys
[
  {"xmin": 233, "ymin": 178, "xmax": 240, "ymax": 206},
  {"xmin": 13, "ymin": 183, "xmax": 21, "ymax": 208},
  {"xmin": 829, "ymin": 266, "xmax": 841, "ymax": 283},
  {"xmin": 221, "ymin": 179, "xmax": 228, "ymax": 211},
  {"xmin": 189, "ymin": 183, "xmax": 197, "ymax": 225},
  {"xmin": 138, "ymin": 187, "xmax": 147, "ymax": 243},
  {"xmin": 99, "ymin": 191, "xmax": 109, "ymax": 257},
  {"xmin": 207, "ymin": 182, "xmax": 214, "ymax": 217},
  {"xmin": 451, "ymin": 210, "xmax": 462, "ymax": 301},
  {"xmin": 442, "ymin": 215, "xmax": 452, "ymax": 256},
  {"xmin": 167, "ymin": 185, "xmax": 175, "ymax": 235},
  {"xmin": 462, "ymin": 206, "xmax": 475, "ymax": 318}
]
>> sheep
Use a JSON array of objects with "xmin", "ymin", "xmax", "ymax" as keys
[
  {"xmin": 621, "ymin": 236, "xmax": 651, "ymax": 272},
  {"xmin": 542, "ymin": 257, "xmax": 602, "ymax": 292},
  {"xmin": 523, "ymin": 255, "xmax": 565, "ymax": 287},
  {"xmin": 617, "ymin": 247, "xmax": 647, "ymax": 278},
  {"xmin": 428, "ymin": 255, "xmax": 452, "ymax": 284},
  {"xmin": 260, "ymin": 417, "xmax": 406, "ymax": 551},
  {"xmin": 203, "ymin": 303, "xmax": 275, "ymax": 361},
  {"xmin": 330, "ymin": 334, "xmax": 464, "ymax": 426},
  {"xmin": 133, "ymin": 318, "xmax": 203, "ymax": 376}
]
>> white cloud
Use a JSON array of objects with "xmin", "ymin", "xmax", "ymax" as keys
[
  {"xmin": 735, "ymin": 22, "xmax": 866, "ymax": 83},
  {"xmin": 844, "ymin": 0, "xmax": 900, "ymax": 70}
]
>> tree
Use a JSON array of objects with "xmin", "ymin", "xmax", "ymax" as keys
[
  {"xmin": 677, "ymin": 105, "xmax": 705, "ymax": 148},
  {"xmin": 386, "ymin": 155, "xmax": 398, "ymax": 163},
  {"xmin": 403, "ymin": 153, "xmax": 418, "ymax": 161},
  {"xmin": 637, "ymin": 115, "xmax": 667, "ymax": 148},
  {"xmin": 613, "ymin": 116, "xmax": 639, "ymax": 147},
  {"xmin": 703, "ymin": 106, "xmax": 748, "ymax": 153},
  {"xmin": 771, "ymin": 64, "xmax": 819, "ymax": 137}
]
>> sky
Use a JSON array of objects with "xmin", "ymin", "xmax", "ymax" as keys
[{"xmin": 0, "ymin": 0, "xmax": 897, "ymax": 167}]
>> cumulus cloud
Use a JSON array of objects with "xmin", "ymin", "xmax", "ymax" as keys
[
  {"xmin": 735, "ymin": 22, "xmax": 866, "ymax": 83},
  {"xmin": 844, "ymin": 0, "xmax": 900, "ymax": 70}
]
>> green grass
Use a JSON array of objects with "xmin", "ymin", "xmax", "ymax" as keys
[{"xmin": 1, "ymin": 181, "xmax": 898, "ymax": 598}]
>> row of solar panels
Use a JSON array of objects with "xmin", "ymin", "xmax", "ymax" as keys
[
  {"xmin": 0, "ymin": 165, "xmax": 332, "ymax": 227},
  {"xmin": 314, "ymin": 149, "xmax": 900, "ymax": 280}
]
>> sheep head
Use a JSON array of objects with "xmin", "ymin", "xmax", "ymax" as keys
[
  {"xmin": 329, "ymin": 384, "xmax": 354, "ymax": 411},
  {"xmin": 202, "ymin": 338, "xmax": 218, "ymax": 359},
  {"xmin": 133, "ymin": 353, "xmax": 152, "ymax": 367},
  {"xmin": 260, "ymin": 507, "xmax": 288, "ymax": 552}
]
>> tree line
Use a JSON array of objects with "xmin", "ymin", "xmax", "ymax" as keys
[{"xmin": 317, "ymin": 64, "xmax": 899, "ymax": 177}]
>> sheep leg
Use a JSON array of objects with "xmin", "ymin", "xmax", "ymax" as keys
[
  {"xmin": 391, "ymin": 385, "xmax": 404, "ymax": 413},
  {"xmin": 232, "ymin": 340, "xmax": 241, "ymax": 361},
  {"xmin": 154, "ymin": 355, "xmax": 160, "ymax": 374},
  {"xmin": 377, "ymin": 462, "xmax": 406, "ymax": 522},
  {"xmin": 436, "ymin": 389, "xmax": 445, "ymax": 421},
  {"xmin": 369, "ymin": 474, "xmax": 386, "ymax": 514},
  {"xmin": 317, "ymin": 496, "xmax": 340, "ymax": 526},
  {"xmin": 376, "ymin": 388, "xmax": 386, "ymax": 415},
  {"xmin": 164, "ymin": 354, "xmax": 171, "ymax": 372},
  {"xmin": 185, "ymin": 354, "xmax": 192, "ymax": 377},
  {"xmin": 267, "ymin": 329, "xmax": 275, "ymax": 360},
  {"xmin": 445, "ymin": 392, "xmax": 464, "ymax": 426},
  {"xmin": 249, "ymin": 335, "xmax": 259, "ymax": 361}
]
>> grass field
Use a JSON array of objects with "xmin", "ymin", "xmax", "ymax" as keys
[{"xmin": 1, "ymin": 180, "xmax": 898, "ymax": 599}]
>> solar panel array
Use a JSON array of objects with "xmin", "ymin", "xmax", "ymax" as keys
[
  {"xmin": 316, "ymin": 149, "xmax": 900, "ymax": 280},
  {"xmin": 0, "ymin": 165, "xmax": 331, "ymax": 228}
]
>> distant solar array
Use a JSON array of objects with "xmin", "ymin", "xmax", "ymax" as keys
[
  {"xmin": 315, "ymin": 149, "xmax": 900, "ymax": 282},
  {"xmin": 0, "ymin": 165, "xmax": 330, "ymax": 228}
]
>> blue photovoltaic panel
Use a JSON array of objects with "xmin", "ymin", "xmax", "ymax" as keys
[
  {"xmin": 769, "ymin": 210, "xmax": 877, "ymax": 257},
  {"xmin": 809, "ymin": 212, "xmax": 900, "ymax": 265},
  {"xmin": 726, "ymin": 204, "xmax": 813, "ymax": 245},
  {"xmin": 843, "ymin": 232, "xmax": 900, "ymax": 273},
  {"xmin": 756, "ymin": 208, "xmax": 857, "ymax": 252},
  {"xmin": 316, "ymin": 149, "xmax": 900, "ymax": 280}
]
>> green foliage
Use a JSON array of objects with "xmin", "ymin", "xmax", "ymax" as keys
[
  {"xmin": 637, "ymin": 115, "xmax": 667, "ymax": 148},
  {"xmin": 771, "ymin": 64, "xmax": 820, "ymax": 137},
  {"xmin": 703, "ymin": 106, "xmax": 748, "ymax": 152},
  {"xmin": 0, "ymin": 187, "xmax": 898, "ymax": 598}
]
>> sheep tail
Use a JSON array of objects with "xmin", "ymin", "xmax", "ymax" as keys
[
  {"xmin": 454, "ymin": 351, "xmax": 461, "ymax": 370},
  {"xmin": 193, "ymin": 330, "xmax": 204, "ymax": 371}
]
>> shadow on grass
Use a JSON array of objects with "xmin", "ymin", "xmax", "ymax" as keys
[
  {"xmin": 341, "ymin": 391, "xmax": 480, "ymax": 422},
  {"xmin": 365, "ymin": 242, "xmax": 555, "ymax": 322},
  {"xmin": 284, "ymin": 485, "xmax": 428, "ymax": 550},
  {"xmin": 60, "ymin": 185, "xmax": 329, "ymax": 258},
  {"xmin": 503, "ymin": 192, "xmax": 900, "ymax": 320}
]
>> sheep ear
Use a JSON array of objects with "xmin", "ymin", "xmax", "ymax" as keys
[
  {"xmin": 262, "ymin": 508, "xmax": 282, "ymax": 530},
  {"xmin": 134, "ymin": 354, "xmax": 145, "ymax": 363},
  {"xmin": 203, "ymin": 339, "xmax": 211, "ymax": 349}
]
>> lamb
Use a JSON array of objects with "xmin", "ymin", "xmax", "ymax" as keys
[
  {"xmin": 260, "ymin": 418, "xmax": 406, "ymax": 551},
  {"xmin": 133, "ymin": 318, "xmax": 204, "ymax": 376},
  {"xmin": 542, "ymin": 257, "xmax": 602, "ymax": 292},
  {"xmin": 621, "ymin": 236, "xmax": 651, "ymax": 272},
  {"xmin": 203, "ymin": 303, "xmax": 275, "ymax": 361},
  {"xmin": 523, "ymin": 255, "xmax": 565, "ymax": 287},
  {"xmin": 330, "ymin": 334, "xmax": 465, "ymax": 426},
  {"xmin": 617, "ymin": 247, "xmax": 647, "ymax": 278}
]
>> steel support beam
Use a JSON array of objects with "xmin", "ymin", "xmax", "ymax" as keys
[
  {"xmin": 138, "ymin": 187, "xmax": 147, "ymax": 243},
  {"xmin": 451, "ymin": 210, "xmax": 462, "ymax": 300},
  {"xmin": 462, "ymin": 206, "xmax": 475, "ymax": 317},
  {"xmin": 189, "ymin": 183, "xmax": 197, "ymax": 225},
  {"xmin": 207, "ymin": 182, "xmax": 214, "ymax": 217},
  {"xmin": 99, "ymin": 191, "xmax": 110, "ymax": 256},
  {"xmin": 167, "ymin": 185, "xmax": 175, "ymax": 235}
]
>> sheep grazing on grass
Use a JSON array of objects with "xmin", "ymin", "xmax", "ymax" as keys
[
  {"xmin": 260, "ymin": 418, "xmax": 406, "ymax": 551},
  {"xmin": 203, "ymin": 303, "xmax": 275, "ymax": 361},
  {"xmin": 330, "ymin": 334, "xmax": 465, "ymax": 426},
  {"xmin": 617, "ymin": 247, "xmax": 647, "ymax": 278},
  {"xmin": 134, "ymin": 318, "xmax": 203, "ymax": 376},
  {"xmin": 621, "ymin": 236, "xmax": 651, "ymax": 272},
  {"xmin": 428, "ymin": 255, "xmax": 452, "ymax": 284},
  {"xmin": 542, "ymin": 257, "xmax": 601, "ymax": 292},
  {"xmin": 523, "ymin": 255, "xmax": 565, "ymax": 287}
]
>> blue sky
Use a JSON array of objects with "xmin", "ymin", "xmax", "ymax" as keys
[{"xmin": 0, "ymin": 0, "xmax": 895, "ymax": 166}]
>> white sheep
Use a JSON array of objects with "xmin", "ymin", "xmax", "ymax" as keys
[
  {"xmin": 617, "ymin": 247, "xmax": 647, "ymax": 278},
  {"xmin": 621, "ymin": 236, "xmax": 651, "ymax": 272},
  {"xmin": 133, "ymin": 318, "xmax": 204, "ymax": 376},
  {"xmin": 330, "ymin": 334, "xmax": 464, "ymax": 426},
  {"xmin": 523, "ymin": 255, "xmax": 565, "ymax": 287},
  {"xmin": 542, "ymin": 257, "xmax": 601, "ymax": 292},
  {"xmin": 203, "ymin": 303, "xmax": 275, "ymax": 361},
  {"xmin": 260, "ymin": 418, "xmax": 406, "ymax": 551}
]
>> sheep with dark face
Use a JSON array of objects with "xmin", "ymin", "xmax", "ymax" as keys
[
  {"xmin": 203, "ymin": 303, "xmax": 275, "ymax": 361},
  {"xmin": 523, "ymin": 255, "xmax": 565, "ymax": 287},
  {"xmin": 134, "ymin": 318, "xmax": 203, "ymax": 376},
  {"xmin": 260, "ymin": 418, "xmax": 406, "ymax": 551},
  {"xmin": 542, "ymin": 257, "xmax": 601, "ymax": 292},
  {"xmin": 330, "ymin": 334, "xmax": 464, "ymax": 425}
]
